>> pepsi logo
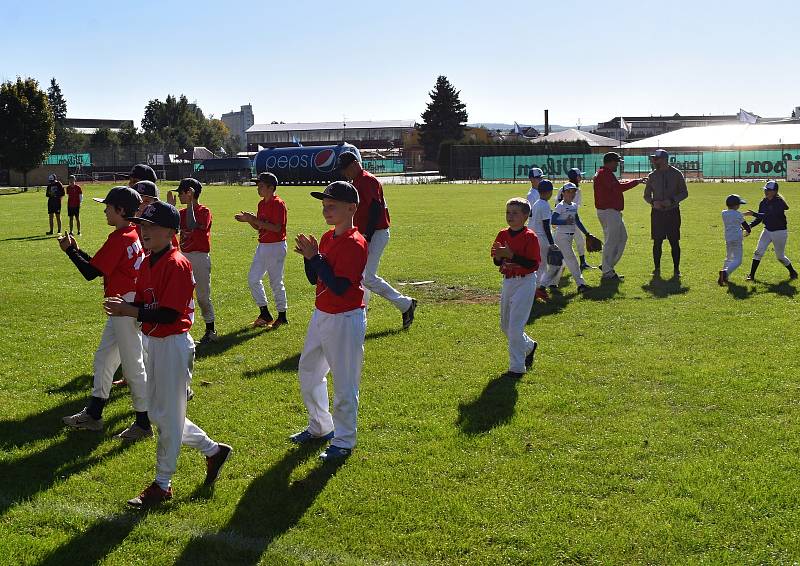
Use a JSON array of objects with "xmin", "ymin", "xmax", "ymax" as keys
[{"xmin": 314, "ymin": 149, "xmax": 337, "ymax": 172}]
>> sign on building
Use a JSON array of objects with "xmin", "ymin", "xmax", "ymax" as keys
[{"xmin": 787, "ymin": 160, "xmax": 800, "ymax": 182}]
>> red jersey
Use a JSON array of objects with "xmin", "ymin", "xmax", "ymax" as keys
[
  {"xmin": 135, "ymin": 247, "xmax": 195, "ymax": 337},
  {"xmin": 257, "ymin": 195, "xmax": 287, "ymax": 243},
  {"xmin": 315, "ymin": 227, "xmax": 368, "ymax": 314},
  {"xmin": 179, "ymin": 204, "xmax": 212, "ymax": 253},
  {"xmin": 66, "ymin": 184, "xmax": 82, "ymax": 208},
  {"xmin": 90, "ymin": 225, "xmax": 144, "ymax": 297},
  {"xmin": 593, "ymin": 167, "xmax": 641, "ymax": 211},
  {"xmin": 352, "ymin": 169, "xmax": 390, "ymax": 234},
  {"xmin": 492, "ymin": 227, "xmax": 541, "ymax": 277}
]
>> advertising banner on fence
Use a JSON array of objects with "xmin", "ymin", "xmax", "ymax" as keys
[{"xmin": 787, "ymin": 160, "xmax": 800, "ymax": 182}]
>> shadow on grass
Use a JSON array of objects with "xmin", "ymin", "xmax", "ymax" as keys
[
  {"xmin": 727, "ymin": 281, "xmax": 756, "ymax": 300},
  {"xmin": 457, "ymin": 372, "xmax": 522, "ymax": 435},
  {"xmin": 640, "ymin": 275, "xmax": 689, "ymax": 298},
  {"xmin": 196, "ymin": 327, "xmax": 265, "ymax": 359},
  {"xmin": 529, "ymin": 289, "xmax": 576, "ymax": 322},
  {"xmin": 45, "ymin": 373, "xmax": 94, "ymax": 395},
  {"xmin": 0, "ymin": 234, "xmax": 56, "ymax": 242},
  {"xmin": 765, "ymin": 280, "xmax": 797, "ymax": 297},
  {"xmin": 174, "ymin": 444, "xmax": 344, "ymax": 565},
  {"xmin": 582, "ymin": 278, "xmax": 622, "ymax": 301}
]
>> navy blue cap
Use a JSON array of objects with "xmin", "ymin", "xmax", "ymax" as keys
[
  {"xmin": 567, "ymin": 167, "xmax": 584, "ymax": 181},
  {"xmin": 764, "ymin": 180, "xmax": 779, "ymax": 192},
  {"xmin": 603, "ymin": 151, "xmax": 624, "ymax": 162},
  {"xmin": 128, "ymin": 200, "xmax": 180, "ymax": 231},
  {"xmin": 92, "ymin": 186, "xmax": 142, "ymax": 215},
  {"xmin": 336, "ymin": 151, "xmax": 360, "ymax": 170},
  {"xmin": 650, "ymin": 148, "xmax": 669, "ymax": 159},
  {"xmin": 726, "ymin": 194, "xmax": 746, "ymax": 207},
  {"xmin": 310, "ymin": 181, "xmax": 359, "ymax": 204},
  {"xmin": 129, "ymin": 163, "xmax": 157, "ymax": 183},
  {"xmin": 178, "ymin": 178, "xmax": 202, "ymax": 196},
  {"xmin": 528, "ymin": 167, "xmax": 544, "ymax": 179},
  {"xmin": 252, "ymin": 172, "xmax": 278, "ymax": 186},
  {"xmin": 132, "ymin": 180, "xmax": 159, "ymax": 199},
  {"xmin": 537, "ymin": 180, "xmax": 554, "ymax": 193}
]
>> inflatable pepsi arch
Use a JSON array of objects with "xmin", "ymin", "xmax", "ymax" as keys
[{"xmin": 253, "ymin": 143, "xmax": 362, "ymax": 185}]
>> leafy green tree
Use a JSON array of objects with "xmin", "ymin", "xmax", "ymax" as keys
[
  {"xmin": 117, "ymin": 122, "xmax": 142, "ymax": 146},
  {"xmin": 90, "ymin": 127, "xmax": 119, "ymax": 148},
  {"xmin": 197, "ymin": 119, "xmax": 230, "ymax": 153},
  {"xmin": 417, "ymin": 76, "xmax": 469, "ymax": 161},
  {"xmin": 0, "ymin": 77, "xmax": 54, "ymax": 186}
]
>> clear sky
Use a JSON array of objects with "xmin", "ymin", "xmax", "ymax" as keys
[{"xmin": 2, "ymin": 0, "xmax": 797, "ymax": 128}]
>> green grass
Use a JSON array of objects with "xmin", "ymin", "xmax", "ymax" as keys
[{"xmin": 2, "ymin": 180, "xmax": 800, "ymax": 564}]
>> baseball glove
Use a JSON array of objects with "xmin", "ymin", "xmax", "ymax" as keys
[
  {"xmin": 586, "ymin": 233, "xmax": 603, "ymax": 253},
  {"xmin": 547, "ymin": 247, "xmax": 564, "ymax": 267}
]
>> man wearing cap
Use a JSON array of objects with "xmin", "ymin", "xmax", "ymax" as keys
[
  {"xmin": 525, "ymin": 167, "xmax": 545, "ymax": 216},
  {"xmin": 593, "ymin": 152, "xmax": 648, "ymax": 281},
  {"xmin": 45, "ymin": 173, "xmax": 65, "ymax": 235},
  {"xmin": 644, "ymin": 149, "xmax": 689, "ymax": 277},
  {"xmin": 128, "ymin": 163, "xmax": 158, "ymax": 186},
  {"xmin": 337, "ymin": 151, "xmax": 417, "ymax": 329}
]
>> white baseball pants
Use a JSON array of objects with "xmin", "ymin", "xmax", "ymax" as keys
[
  {"xmin": 554, "ymin": 232, "xmax": 586, "ymax": 287},
  {"xmin": 363, "ymin": 229, "xmax": 412, "ymax": 312},
  {"xmin": 722, "ymin": 240, "xmax": 743, "ymax": 274},
  {"xmin": 145, "ymin": 332, "xmax": 218, "ymax": 489},
  {"xmin": 298, "ymin": 308, "xmax": 366, "ymax": 449},
  {"xmin": 597, "ymin": 209, "xmax": 628, "ymax": 276},
  {"xmin": 500, "ymin": 274, "xmax": 537, "ymax": 374},
  {"xmin": 185, "ymin": 252, "xmax": 215, "ymax": 323},
  {"xmin": 573, "ymin": 230, "xmax": 586, "ymax": 256},
  {"xmin": 93, "ymin": 292, "xmax": 147, "ymax": 411},
  {"xmin": 534, "ymin": 232, "xmax": 555, "ymax": 287},
  {"xmin": 248, "ymin": 242, "xmax": 288, "ymax": 311},
  {"xmin": 753, "ymin": 229, "xmax": 790, "ymax": 265}
]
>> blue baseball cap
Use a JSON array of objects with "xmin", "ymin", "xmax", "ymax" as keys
[
  {"xmin": 129, "ymin": 200, "xmax": 180, "ymax": 231},
  {"xmin": 528, "ymin": 167, "xmax": 544, "ymax": 179},
  {"xmin": 764, "ymin": 180, "xmax": 779, "ymax": 192},
  {"xmin": 650, "ymin": 148, "xmax": 669, "ymax": 159},
  {"xmin": 725, "ymin": 194, "xmax": 746, "ymax": 207},
  {"xmin": 537, "ymin": 180, "xmax": 554, "ymax": 193},
  {"xmin": 567, "ymin": 168, "xmax": 584, "ymax": 181}
]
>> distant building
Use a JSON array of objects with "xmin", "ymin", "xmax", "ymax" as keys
[
  {"xmin": 63, "ymin": 118, "xmax": 134, "ymax": 134},
  {"xmin": 245, "ymin": 120, "xmax": 416, "ymax": 151},
  {"xmin": 595, "ymin": 114, "xmax": 739, "ymax": 142},
  {"xmin": 221, "ymin": 104, "xmax": 254, "ymax": 150}
]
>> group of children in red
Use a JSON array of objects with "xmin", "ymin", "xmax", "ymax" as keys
[{"xmin": 56, "ymin": 154, "xmax": 416, "ymax": 508}]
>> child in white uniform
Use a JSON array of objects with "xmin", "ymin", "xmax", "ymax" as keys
[{"xmin": 718, "ymin": 194, "xmax": 751, "ymax": 285}]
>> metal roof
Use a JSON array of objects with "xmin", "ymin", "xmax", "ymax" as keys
[
  {"xmin": 531, "ymin": 129, "xmax": 621, "ymax": 147},
  {"xmin": 622, "ymin": 123, "xmax": 800, "ymax": 149},
  {"xmin": 247, "ymin": 120, "xmax": 415, "ymax": 133}
]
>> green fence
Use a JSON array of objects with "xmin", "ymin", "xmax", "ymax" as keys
[
  {"xmin": 480, "ymin": 149, "xmax": 800, "ymax": 180},
  {"xmin": 363, "ymin": 158, "xmax": 405, "ymax": 174},
  {"xmin": 44, "ymin": 153, "xmax": 91, "ymax": 166}
]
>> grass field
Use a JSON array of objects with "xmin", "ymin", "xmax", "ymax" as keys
[{"xmin": 2, "ymin": 179, "xmax": 800, "ymax": 565}]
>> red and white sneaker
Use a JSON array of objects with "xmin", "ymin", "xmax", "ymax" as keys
[{"xmin": 127, "ymin": 482, "xmax": 172, "ymax": 508}]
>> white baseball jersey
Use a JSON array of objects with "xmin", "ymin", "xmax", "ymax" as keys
[
  {"xmin": 530, "ymin": 199, "xmax": 552, "ymax": 236},
  {"xmin": 526, "ymin": 187, "xmax": 540, "ymax": 218},
  {"xmin": 553, "ymin": 201, "xmax": 580, "ymax": 234},
  {"xmin": 722, "ymin": 209, "xmax": 746, "ymax": 242},
  {"xmin": 557, "ymin": 187, "xmax": 582, "ymax": 206}
]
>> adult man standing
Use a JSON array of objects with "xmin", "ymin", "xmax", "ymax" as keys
[
  {"xmin": 337, "ymin": 151, "xmax": 417, "ymax": 329},
  {"xmin": 593, "ymin": 152, "xmax": 648, "ymax": 281},
  {"xmin": 45, "ymin": 173, "xmax": 65, "ymax": 235},
  {"xmin": 643, "ymin": 149, "xmax": 688, "ymax": 278}
]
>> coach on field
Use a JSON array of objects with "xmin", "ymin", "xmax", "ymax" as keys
[
  {"xmin": 593, "ymin": 152, "xmax": 647, "ymax": 281},
  {"xmin": 643, "ymin": 149, "xmax": 688, "ymax": 278}
]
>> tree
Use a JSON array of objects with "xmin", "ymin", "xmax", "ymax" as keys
[
  {"xmin": 0, "ymin": 77, "xmax": 54, "ymax": 186},
  {"xmin": 196, "ymin": 119, "xmax": 230, "ymax": 153},
  {"xmin": 117, "ymin": 122, "xmax": 142, "ymax": 146},
  {"xmin": 47, "ymin": 78, "xmax": 67, "ymax": 125},
  {"xmin": 417, "ymin": 75, "xmax": 469, "ymax": 161},
  {"xmin": 90, "ymin": 127, "xmax": 119, "ymax": 148}
]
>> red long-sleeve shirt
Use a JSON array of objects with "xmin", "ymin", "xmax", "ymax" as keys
[{"xmin": 593, "ymin": 167, "xmax": 642, "ymax": 211}]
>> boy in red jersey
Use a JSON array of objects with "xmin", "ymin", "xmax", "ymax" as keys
[
  {"xmin": 58, "ymin": 187, "xmax": 151, "ymax": 440},
  {"xmin": 491, "ymin": 197, "xmax": 541, "ymax": 378},
  {"xmin": 290, "ymin": 181, "xmax": 368, "ymax": 462},
  {"xmin": 235, "ymin": 172, "xmax": 288, "ymax": 329},
  {"xmin": 104, "ymin": 201, "xmax": 232, "ymax": 507}
]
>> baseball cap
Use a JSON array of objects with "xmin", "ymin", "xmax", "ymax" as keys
[
  {"xmin": 310, "ymin": 181, "xmax": 359, "ymax": 204},
  {"xmin": 132, "ymin": 180, "xmax": 159, "ymax": 199},
  {"xmin": 252, "ymin": 172, "xmax": 278, "ymax": 186},
  {"xmin": 129, "ymin": 163, "xmax": 157, "ymax": 183},
  {"xmin": 92, "ymin": 186, "xmax": 142, "ymax": 214},
  {"xmin": 725, "ymin": 194, "xmax": 746, "ymax": 207},
  {"xmin": 336, "ymin": 151, "xmax": 360, "ymax": 170},
  {"xmin": 537, "ymin": 180, "xmax": 554, "ymax": 193},
  {"xmin": 528, "ymin": 167, "xmax": 544, "ymax": 179},
  {"xmin": 178, "ymin": 177, "xmax": 202, "ymax": 195},
  {"xmin": 603, "ymin": 151, "xmax": 624, "ymax": 162},
  {"xmin": 650, "ymin": 148, "xmax": 670, "ymax": 159},
  {"xmin": 566, "ymin": 168, "xmax": 584, "ymax": 181},
  {"xmin": 128, "ymin": 200, "xmax": 180, "ymax": 231},
  {"xmin": 764, "ymin": 180, "xmax": 779, "ymax": 192},
  {"xmin": 48, "ymin": 174, "xmax": 56, "ymax": 182},
  {"xmin": 561, "ymin": 182, "xmax": 578, "ymax": 192}
]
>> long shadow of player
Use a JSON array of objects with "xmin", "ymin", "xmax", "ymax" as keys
[
  {"xmin": 640, "ymin": 275, "xmax": 689, "ymax": 299},
  {"xmin": 196, "ymin": 327, "xmax": 264, "ymax": 359},
  {"xmin": 528, "ymin": 290, "xmax": 575, "ymax": 322},
  {"xmin": 174, "ymin": 444, "xmax": 344, "ymax": 566},
  {"xmin": 764, "ymin": 280, "xmax": 797, "ymax": 298},
  {"xmin": 456, "ymin": 372, "xmax": 521, "ymax": 435},
  {"xmin": 0, "ymin": 234, "xmax": 56, "ymax": 242},
  {"xmin": 727, "ymin": 281, "xmax": 756, "ymax": 300},
  {"xmin": 582, "ymin": 278, "xmax": 622, "ymax": 301}
]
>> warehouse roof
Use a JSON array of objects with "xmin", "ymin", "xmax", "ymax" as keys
[
  {"xmin": 247, "ymin": 120, "xmax": 415, "ymax": 133},
  {"xmin": 531, "ymin": 128, "xmax": 621, "ymax": 147},
  {"xmin": 623, "ymin": 123, "xmax": 800, "ymax": 149}
]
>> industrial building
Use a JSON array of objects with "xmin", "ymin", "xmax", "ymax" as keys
[
  {"xmin": 245, "ymin": 120, "xmax": 416, "ymax": 151},
  {"xmin": 221, "ymin": 104, "xmax": 254, "ymax": 150}
]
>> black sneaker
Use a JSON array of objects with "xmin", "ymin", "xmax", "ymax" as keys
[
  {"xmin": 402, "ymin": 298, "xmax": 418, "ymax": 330},
  {"xmin": 197, "ymin": 330, "xmax": 218, "ymax": 345},
  {"xmin": 204, "ymin": 443, "xmax": 233, "ymax": 486},
  {"xmin": 525, "ymin": 342, "xmax": 538, "ymax": 370}
]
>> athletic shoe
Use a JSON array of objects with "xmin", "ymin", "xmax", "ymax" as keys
[
  {"xmin": 252, "ymin": 317, "xmax": 273, "ymax": 328},
  {"xmin": 652, "ymin": 268, "xmax": 661, "ymax": 278},
  {"xmin": 718, "ymin": 270, "xmax": 727, "ymax": 286},
  {"xmin": 269, "ymin": 316, "xmax": 288, "ymax": 330},
  {"xmin": 601, "ymin": 272, "xmax": 624, "ymax": 282},
  {"xmin": 204, "ymin": 443, "xmax": 233, "ymax": 486},
  {"xmin": 289, "ymin": 429, "xmax": 335, "ymax": 444},
  {"xmin": 506, "ymin": 371, "xmax": 524, "ymax": 379},
  {"xmin": 197, "ymin": 330, "xmax": 218, "ymax": 345},
  {"xmin": 577, "ymin": 284, "xmax": 588, "ymax": 293},
  {"xmin": 63, "ymin": 408, "xmax": 103, "ymax": 431},
  {"xmin": 525, "ymin": 341, "xmax": 538, "ymax": 370},
  {"xmin": 68, "ymin": 231, "xmax": 73, "ymax": 235},
  {"xmin": 790, "ymin": 270, "xmax": 799, "ymax": 280},
  {"xmin": 745, "ymin": 274, "xmax": 755, "ymax": 281},
  {"xmin": 187, "ymin": 387, "xmax": 194, "ymax": 401},
  {"xmin": 673, "ymin": 271, "xmax": 682, "ymax": 279},
  {"xmin": 46, "ymin": 231, "xmax": 53, "ymax": 235},
  {"xmin": 319, "ymin": 445, "xmax": 351, "ymax": 462},
  {"xmin": 535, "ymin": 287, "xmax": 549, "ymax": 301},
  {"xmin": 580, "ymin": 262, "xmax": 595, "ymax": 271},
  {"xmin": 77, "ymin": 231, "xmax": 81, "ymax": 235},
  {"xmin": 128, "ymin": 482, "xmax": 172, "ymax": 508},
  {"xmin": 112, "ymin": 378, "xmax": 128, "ymax": 387},
  {"xmin": 548, "ymin": 284, "xmax": 558, "ymax": 290},
  {"xmin": 402, "ymin": 298, "xmax": 418, "ymax": 330},
  {"xmin": 115, "ymin": 422, "xmax": 153, "ymax": 441}
]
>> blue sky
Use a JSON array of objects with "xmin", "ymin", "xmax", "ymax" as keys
[{"xmin": 2, "ymin": 0, "xmax": 797, "ymax": 127}]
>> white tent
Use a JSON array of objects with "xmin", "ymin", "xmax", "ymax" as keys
[
  {"xmin": 623, "ymin": 123, "xmax": 800, "ymax": 149},
  {"xmin": 531, "ymin": 128, "xmax": 621, "ymax": 147}
]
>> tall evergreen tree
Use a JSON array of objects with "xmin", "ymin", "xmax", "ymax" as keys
[
  {"xmin": 47, "ymin": 78, "xmax": 67, "ymax": 125},
  {"xmin": 0, "ymin": 77, "xmax": 54, "ymax": 185},
  {"xmin": 417, "ymin": 76, "xmax": 469, "ymax": 161}
]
